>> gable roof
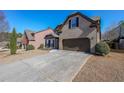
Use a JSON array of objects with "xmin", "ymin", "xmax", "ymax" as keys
[
  {"xmin": 36, "ymin": 27, "xmax": 53, "ymax": 33},
  {"xmin": 24, "ymin": 28, "xmax": 55, "ymax": 41},
  {"xmin": 59, "ymin": 12, "xmax": 101, "ymax": 39},
  {"xmin": 45, "ymin": 33, "xmax": 59, "ymax": 39},
  {"xmin": 24, "ymin": 29, "xmax": 35, "ymax": 41},
  {"xmin": 57, "ymin": 12, "xmax": 100, "ymax": 31},
  {"xmin": 63, "ymin": 12, "xmax": 96, "ymax": 25}
]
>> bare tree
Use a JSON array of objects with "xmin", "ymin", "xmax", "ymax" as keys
[
  {"xmin": 0, "ymin": 11, "xmax": 10, "ymax": 32},
  {"xmin": 102, "ymin": 22, "xmax": 121, "ymax": 41},
  {"xmin": 0, "ymin": 11, "xmax": 10, "ymax": 42}
]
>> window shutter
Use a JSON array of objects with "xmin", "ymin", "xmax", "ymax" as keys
[{"xmin": 69, "ymin": 20, "xmax": 71, "ymax": 29}]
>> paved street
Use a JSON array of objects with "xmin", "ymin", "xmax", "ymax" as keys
[{"xmin": 0, "ymin": 50, "xmax": 91, "ymax": 82}]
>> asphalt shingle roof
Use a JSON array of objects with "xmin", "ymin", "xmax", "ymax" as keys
[{"xmin": 25, "ymin": 29, "xmax": 35, "ymax": 41}]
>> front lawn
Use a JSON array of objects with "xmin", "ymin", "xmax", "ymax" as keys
[
  {"xmin": 0, "ymin": 49, "xmax": 49, "ymax": 64},
  {"xmin": 73, "ymin": 52, "xmax": 124, "ymax": 82}
]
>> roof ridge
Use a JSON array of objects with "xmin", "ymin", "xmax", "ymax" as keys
[{"xmin": 36, "ymin": 27, "xmax": 53, "ymax": 33}]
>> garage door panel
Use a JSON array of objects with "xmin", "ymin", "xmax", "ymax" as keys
[{"xmin": 63, "ymin": 38, "xmax": 90, "ymax": 52}]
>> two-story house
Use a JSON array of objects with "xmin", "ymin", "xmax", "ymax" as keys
[{"xmin": 58, "ymin": 12, "xmax": 101, "ymax": 53}]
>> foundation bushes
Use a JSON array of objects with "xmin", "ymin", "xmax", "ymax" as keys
[
  {"xmin": 26, "ymin": 45, "xmax": 34, "ymax": 50},
  {"xmin": 95, "ymin": 41, "xmax": 110, "ymax": 56}
]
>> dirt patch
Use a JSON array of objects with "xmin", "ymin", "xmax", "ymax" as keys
[
  {"xmin": 0, "ymin": 49, "xmax": 49, "ymax": 64},
  {"xmin": 111, "ymin": 49, "xmax": 124, "ymax": 53},
  {"xmin": 73, "ymin": 52, "xmax": 124, "ymax": 82}
]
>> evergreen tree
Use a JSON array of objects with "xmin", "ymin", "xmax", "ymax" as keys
[
  {"xmin": 10, "ymin": 28, "xmax": 17, "ymax": 54},
  {"xmin": 17, "ymin": 33, "xmax": 22, "ymax": 38}
]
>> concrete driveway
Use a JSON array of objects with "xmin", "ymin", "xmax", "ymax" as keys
[{"xmin": 0, "ymin": 50, "xmax": 91, "ymax": 82}]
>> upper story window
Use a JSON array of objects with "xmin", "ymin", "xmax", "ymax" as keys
[{"xmin": 69, "ymin": 17, "xmax": 79, "ymax": 29}]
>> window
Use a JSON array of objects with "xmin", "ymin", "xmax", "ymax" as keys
[
  {"xmin": 47, "ymin": 40, "xmax": 50, "ymax": 47},
  {"xmin": 69, "ymin": 17, "xmax": 79, "ymax": 29}
]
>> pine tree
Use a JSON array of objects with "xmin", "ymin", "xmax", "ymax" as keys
[{"xmin": 10, "ymin": 28, "xmax": 17, "ymax": 55}]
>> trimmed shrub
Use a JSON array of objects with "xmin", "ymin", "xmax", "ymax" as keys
[
  {"xmin": 38, "ymin": 44, "xmax": 44, "ymax": 49},
  {"xmin": 10, "ymin": 28, "xmax": 17, "ymax": 55},
  {"xmin": 95, "ymin": 42, "xmax": 110, "ymax": 56},
  {"xmin": 26, "ymin": 45, "xmax": 34, "ymax": 50}
]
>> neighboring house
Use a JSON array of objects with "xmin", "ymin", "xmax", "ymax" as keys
[
  {"xmin": 102, "ymin": 23, "xmax": 124, "ymax": 49},
  {"xmin": 17, "ymin": 37, "xmax": 22, "ymax": 48},
  {"xmin": 22, "ymin": 28, "xmax": 55, "ymax": 49},
  {"xmin": 21, "ymin": 30, "xmax": 35, "ymax": 49},
  {"xmin": 58, "ymin": 12, "xmax": 101, "ymax": 53},
  {"xmin": 0, "ymin": 41, "xmax": 8, "ymax": 49},
  {"xmin": 103, "ymin": 25, "xmax": 121, "ymax": 41}
]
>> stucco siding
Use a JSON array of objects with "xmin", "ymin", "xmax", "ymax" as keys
[
  {"xmin": 60, "ymin": 15, "xmax": 95, "ymax": 39},
  {"xmin": 87, "ymin": 29, "xmax": 97, "ymax": 53},
  {"xmin": 59, "ymin": 39, "xmax": 63, "ymax": 50},
  {"xmin": 78, "ymin": 15, "xmax": 95, "ymax": 34},
  {"xmin": 96, "ymin": 31, "xmax": 100, "ymax": 43},
  {"xmin": 60, "ymin": 28, "xmax": 84, "ymax": 39}
]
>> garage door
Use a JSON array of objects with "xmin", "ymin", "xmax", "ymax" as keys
[{"xmin": 63, "ymin": 38, "xmax": 90, "ymax": 52}]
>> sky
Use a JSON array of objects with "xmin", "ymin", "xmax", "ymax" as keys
[{"xmin": 3, "ymin": 10, "xmax": 124, "ymax": 33}]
